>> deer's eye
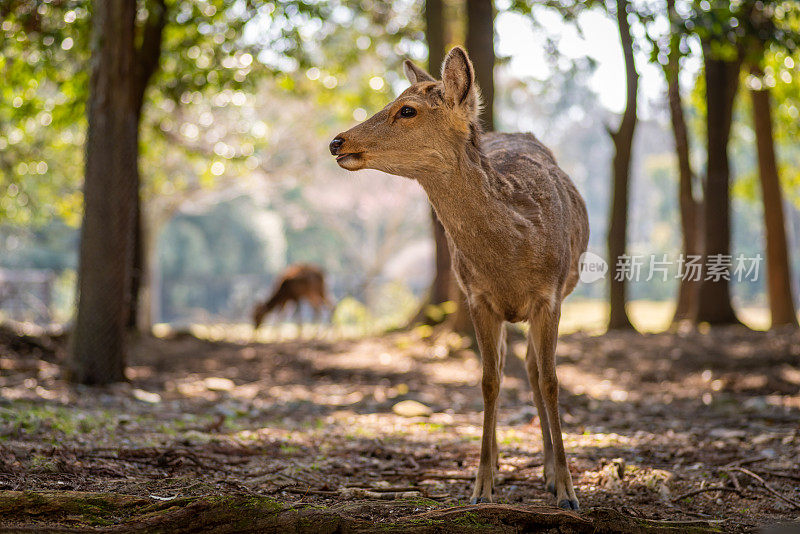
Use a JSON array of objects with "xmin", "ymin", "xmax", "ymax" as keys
[{"xmin": 399, "ymin": 106, "xmax": 417, "ymax": 118}]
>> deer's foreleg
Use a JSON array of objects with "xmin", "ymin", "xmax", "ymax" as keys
[
  {"xmin": 469, "ymin": 302, "xmax": 504, "ymax": 504},
  {"xmin": 492, "ymin": 325, "xmax": 507, "ymax": 471},
  {"xmin": 531, "ymin": 300, "xmax": 578, "ymax": 510}
]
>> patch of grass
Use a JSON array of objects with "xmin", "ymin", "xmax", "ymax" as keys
[
  {"xmin": 29, "ymin": 454, "xmax": 59, "ymax": 472},
  {"xmin": 0, "ymin": 403, "xmax": 116, "ymax": 439},
  {"xmin": 280, "ymin": 444, "xmax": 301, "ymax": 454},
  {"xmin": 343, "ymin": 425, "xmax": 379, "ymax": 440},
  {"xmin": 415, "ymin": 422, "xmax": 445, "ymax": 432},
  {"xmin": 499, "ymin": 429, "xmax": 525, "ymax": 446}
]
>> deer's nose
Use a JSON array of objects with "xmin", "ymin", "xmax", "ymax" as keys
[{"xmin": 329, "ymin": 136, "xmax": 344, "ymax": 155}]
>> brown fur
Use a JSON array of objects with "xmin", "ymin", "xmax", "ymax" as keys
[
  {"xmin": 330, "ymin": 47, "xmax": 589, "ymax": 509},
  {"xmin": 252, "ymin": 264, "xmax": 332, "ymax": 330}
]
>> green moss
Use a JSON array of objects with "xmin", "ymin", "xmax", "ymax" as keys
[
  {"xmin": 397, "ymin": 497, "xmax": 445, "ymax": 508},
  {"xmin": 450, "ymin": 510, "xmax": 494, "ymax": 527}
]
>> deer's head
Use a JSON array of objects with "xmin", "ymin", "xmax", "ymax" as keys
[{"xmin": 329, "ymin": 47, "xmax": 481, "ymax": 179}]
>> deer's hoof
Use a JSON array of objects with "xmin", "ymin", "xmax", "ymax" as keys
[
  {"xmin": 470, "ymin": 497, "xmax": 490, "ymax": 505},
  {"xmin": 558, "ymin": 498, "xmax": 580, "ymax": 511},
  {"xmin": 545, "ymin": 481, "xmax": 556, "ymax": 496}
]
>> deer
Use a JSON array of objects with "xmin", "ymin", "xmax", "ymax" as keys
[
  {"xmin": 329, "ymin": 47, "xmax": 589, "ymax": 509},
  {"xmin": 252, "ymin": 264, "xmax": 333, "ymax": 331}
]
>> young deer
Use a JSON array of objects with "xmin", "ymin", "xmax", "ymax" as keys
[
  {"xmin": 329, "ymin": 47, "xmax": 589, "ymax": 509},
  {"xmin": 252, "ymin": 264, "xmax": 333, "ymax": 330}
]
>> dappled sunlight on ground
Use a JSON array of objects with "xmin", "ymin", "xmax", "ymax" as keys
[
  {"xmin": 1, "ymin": 323, "xmax": 799, "ymax": 531},
  {"xmin": 560, "ymin": 299, "xmax": 774, "ymax": 334}
]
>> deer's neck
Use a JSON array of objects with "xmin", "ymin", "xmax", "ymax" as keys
[{"xmin": 417, "ymin": 148, "xmax": 514, "ymax": 264}]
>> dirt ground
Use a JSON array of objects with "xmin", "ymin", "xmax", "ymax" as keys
[{"xmin": 1, "ymin": 324, "xmax": 799, "ymax": 532}]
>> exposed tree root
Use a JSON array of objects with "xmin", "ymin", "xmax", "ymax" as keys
[{"xmin": 0, "ymin": 491, "xmax": 724, "ymax": 533}]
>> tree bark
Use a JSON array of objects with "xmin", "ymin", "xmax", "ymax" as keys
[
  {"xmin": 411, "ymin": 0, "xmax": 495, "ymax": 335},
  {"xmin": 0, "ymin": 491, "xmax": 722, "ymax": 533},
  {"xmin": 127, "ymin": 0, "xmax": 166, "ymax": 333},
  {"xmin": 127, "ymin": 200, "xmax": 144, "ymax": 330},
  {"xmin": 444, "ymin": 0, "xmax": 496, "ymax": 338},
  {"xmin": 425, "ymin": 0, "xmax": 449, "ymax": 311},
  {"xmin": 606, "ymin": 0, "xmax": 638, "ymax": 331},
  {"xmin": 409, "ymin": 0, "xmax": 454, "ymax": 327},
  {"xmin": 665, "ymin": 0, "xmax": 701, "ymax": 325},
  {"xmin": 69, "ymin": 0, "xmax": 139, "ymax": 384},
  {"xmin": 749, "ymin": 67, "xmax": 798, "ymax": 328},
  {"xmin": 465, "ymin": 0, "xmax": 495, "ymax": 131},
  {"xmin": 694, "ymin": 51, "xmax": 743, "ymax": 326}
]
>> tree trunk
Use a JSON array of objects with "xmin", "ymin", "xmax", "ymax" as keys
[
  {"xmin": 429, "ymin": 212, "xmax": 452, "ymax": 308},
  {"xmin": 69, "ymin": 0, "xmax": 139, "ymax": 384},
  {"xmin": 606, "ymin": 0, "xmax": 638, "ymax": 331},
  {"xmin": 425, "ymin": 2, "xmax": 449, "ymax": 315},
  {"xmin": 409, "ymin": 0, "xmax": 454, "ymax": 327},
  {"xmin": 465, "ymin": 0, "xmax": 494, "ymax": 131},
  {"xmin": 138, "ymin": 211, "xmax": 165, "ymax": 327},
  {"xmin": 749, "ymin": 67, "xmax": 798, "ymax": 328},
  {"xmin": 127, "ymin": 199, "xmax": 144, "ymax": 331},
  {"xmin": 426, "ymin": 0, "xmax": 445, "ymax": 76},
  {"xmin": 665, "ymin": 0, "xmax": 701, "ymax": 325},
  {"xmin": 444, "ymin": 0, "xmax": 495, "ymax": 338},
  {"xmin": 412, "ymin": 0, "xmax": 495, "ymax": 334},
  {"xmin": 127, "ymin": 0, "xmax": 166, "ymax": 333},
  {"xmin": 694, "ymin": 52, "xmax": 742, "ymax": 326},
  {"xmin": 0, "ymin": 492, "xmax": 722, "ymax": 534}
]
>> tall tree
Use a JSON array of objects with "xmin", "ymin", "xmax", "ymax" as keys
[
  {"xmin": 749, "ymin": 68, "xmax": 798, "ymax": 327},
  {"xmin": 127, "ymin": 0, "xmax": 167, "ymax": 332},
  {"xmin": 409, "ymin": 0, "xmax": 453, "ymax": 326},
  {"xmin": 466, "ymin": 0, "xmax": 495, "ymax": 131},
  {"xmin": 683, "ymin": 0, "xmax": 800, "ymax": 326},
  {"xmin": 412, "ymin": 0, "xmax": 495, "ymax": 332},
  {"xmin": 693, "ymin": 46, "xmax": 743, "ymax": 325},
  {"xmin": 742, "ymin": 1, "xmax": 799, "ymax": 328},
  {"xmin": 69, "ymin": 0, "xmax": 139, "ymax": 384},
  {"xmin": 446, "ymin": 0, "xmax": 496, "ymax": 336},
  {"xmin": 606, "ymin": 0, "xmax": 638, "ymax": 330},
  {"xmin": 664, "ymin": 0, "xmax": 701, "ymax": 324}
]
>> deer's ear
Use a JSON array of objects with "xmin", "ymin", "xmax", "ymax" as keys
[
  {"xmin": 403, "ymin": 60, "xmax": 434, "ymax": 84},
  {"xmin": 442, "ymin": 47, "xmax": 478, "ymax": 114}
]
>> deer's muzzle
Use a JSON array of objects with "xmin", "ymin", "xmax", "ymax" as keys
[{"xmin": 329, "ymin": 136, "xmax": 344, "ymax": 155}]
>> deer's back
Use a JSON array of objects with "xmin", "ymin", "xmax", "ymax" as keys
[
  {"xmin": 275, "ymin": 264, "xmax": 326, "ymax": 301},
  {"xmin": 481, "ymin": 132, "xmax": 589, "ymax": 297}
]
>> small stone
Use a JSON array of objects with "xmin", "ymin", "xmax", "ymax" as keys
[
  {"xmin": 392, "ymin": 400, "xmax": 432, "ymax": 417},
  {"xmin": 709, "ymin": 428, "xmax": 746, "ymax": 439},
  {"xmin": 743, "ymin": 397, "xmax": 769, "ymax": 411},
  {"xmin": 132, "ymin": 389, "xmax": 161, "ymax": 404},
  {"xmin": 204, "ymin": 377, "xmax": 235, "ymax": 392},
  {"xmin": 752, "ymin": 433, "xmax": 775, "ymax": 445}
]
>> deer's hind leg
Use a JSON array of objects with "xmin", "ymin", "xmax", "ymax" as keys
[
  {"xmin": 524, "ymin": 318, "xmax": 556, "ymax": 496},
  {"xmin": 468, "ymin": 302, "xmax": 504, "ymax": 504},
  {"xmin": 529, "ymin": 299, "xmax": 578, "ymax": 510}
]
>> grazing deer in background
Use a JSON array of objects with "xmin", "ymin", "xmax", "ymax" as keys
[
  {"xmin": 252, "ymin": 264, "xmax": 333, "ymax": 331},
  {"xmin": 329, "ymin": 47, "xmax": 589, "ymax": 509}
]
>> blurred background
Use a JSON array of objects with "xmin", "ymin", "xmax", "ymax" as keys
[
  {"xmin": 1, "ymin": 0, "xmax": 798, "ymax": 347},
  {"xmin": 2, "ymin": 5, "xmax": 800, "ymax": 525}
]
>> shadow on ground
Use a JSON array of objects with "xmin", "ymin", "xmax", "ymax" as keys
[{"xmin": 0, "ymin": 324, "xmax": 798, "ymax": 532}]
